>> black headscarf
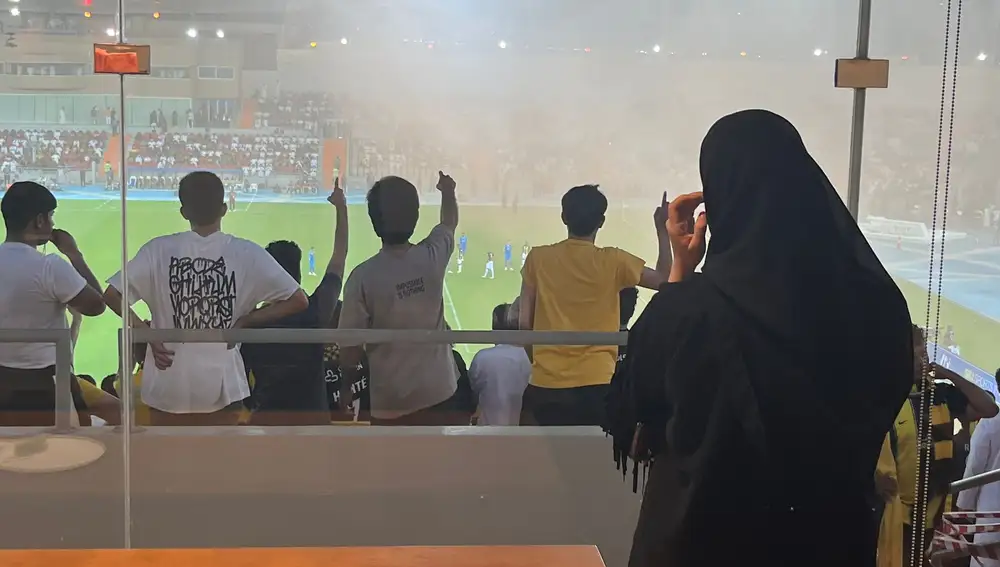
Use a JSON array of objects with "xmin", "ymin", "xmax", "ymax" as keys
[{"xmin": 606, "ymin": 110, "xmax": 913, "ymax": 566}]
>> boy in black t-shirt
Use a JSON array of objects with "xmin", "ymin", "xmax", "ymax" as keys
[{"xmin": 242, "ymin": 185, "xmax": 348, "ymax": 425}]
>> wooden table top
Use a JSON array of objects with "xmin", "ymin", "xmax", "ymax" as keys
[{"xmin": 0, "ymin": 546, "xmax": 606, "ymax": 567}]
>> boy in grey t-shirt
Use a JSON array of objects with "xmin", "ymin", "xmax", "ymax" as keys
[{"xmin": 338, "ymin": 172, "xmax": 465, "ymax": 424}]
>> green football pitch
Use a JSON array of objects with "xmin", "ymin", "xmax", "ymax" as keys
[{"xmin": 5, "ymin": 197, "xmax": 1000, "ymax": 378}]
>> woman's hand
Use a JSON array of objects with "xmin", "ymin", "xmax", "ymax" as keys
[{"xmin": 667, "ymin": 191, "xmax": 708, "ymax": 280}]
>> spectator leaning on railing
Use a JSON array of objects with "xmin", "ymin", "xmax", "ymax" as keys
[
  {"xmin": 0, "ymin": 181, "xmax": 106, "ymax": 426},
  {"xmin": 103, "ymin": 171, "xmax": 308, "ymax": 426},
  {"xmin": 338, "ymin": 171, "xmax": 465, "ymax": 425}
]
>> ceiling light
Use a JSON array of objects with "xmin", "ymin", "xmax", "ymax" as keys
[
  {"xmin": 105, "ymin": 28, "xmax": 116, "ymax": 37},
  {"xmin": 813, "ymin": 48, "xmax": 823, "ymax": 57},
  {"xmin": 186, "ymin": 28, "xmax": 197, "ymax": 38},
  {"xmin": 652, "ymin": 44, "xmax": 661, "ymax": 53},
  {"xmin": 340, "ymin": 37, "xmax": 348, "ymax": 45},
  {"xmin": 498, "ymin": 40, "xmax": 507, "ymax": 49},
  {"xmin": 9, "ymin": 7, "xmax": 19, "ymax": 15},
  {"xmin": 309, "ymin": 41, "xmax": 317, "ymax": 48},
  {"xmin": 978, "ymin": 52, "xmax": 988, "ymax": 61},
  {"xmin": 84, "ymin": 11, "xmax": 91, "ymax": 17},
  {"xmin": 216, "ymin": 29, "xmax": 225, "ymax": 38},
  {"xmin": 152, "ymin": 11, "xmax": 160, "ymax": 19}
]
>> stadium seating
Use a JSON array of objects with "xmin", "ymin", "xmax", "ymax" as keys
[
  {"xmin": 254, "ymin": 91, "xmax": 338, "ymax": 131},
  {"xmin": 0, "ymin": 129, "xmax": 108, "ymax": 169},
  {"xmin": 128, "ymin": 132, "xmax": 321, "ymax": 178}
]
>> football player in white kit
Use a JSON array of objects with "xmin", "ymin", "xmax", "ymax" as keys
[
  {"xmin": 482, "ymin": 251, "xmax": 495, "ymax": 279},
  {"xmin": 449, "ymin": 251, "xmax": 464, "ymax": 274}
]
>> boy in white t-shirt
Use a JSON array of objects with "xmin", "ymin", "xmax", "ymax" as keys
[
  {"xmin": 104, "ymin": 171, "xmax": 308, "ymax": 426},
  {"xmin": 0, "ymin": 181, "xmax": 107, "ymax": 426}
]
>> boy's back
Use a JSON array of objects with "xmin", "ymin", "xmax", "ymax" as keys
[{"xmin": 522, "ymin": 239, "xmax": 644, "ymax": 389}]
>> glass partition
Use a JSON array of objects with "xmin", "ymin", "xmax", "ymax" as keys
[
  {"xmin": 0, "ymin": 5, "xmax": 127, "ymax": 548},
  {"xmin": 864, "ymin": 0, "xmax": 1000, "ymax": 384},
  {"xmin": 0, "ymin": 0, "xmax": 987, "ymax": 564}
]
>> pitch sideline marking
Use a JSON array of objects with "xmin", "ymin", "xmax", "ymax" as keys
[{"xmin": 442, "ymin": 278, "xmax": 472, "ymax": 357}]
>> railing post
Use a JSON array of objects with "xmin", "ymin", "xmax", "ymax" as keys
[
  {"xmin": 53, "ymin": 329, "xmax": 74, "ymax": 431},
  {"xmin": 846, "ymin": 0, "xmax": 875, "ymax": 220}
]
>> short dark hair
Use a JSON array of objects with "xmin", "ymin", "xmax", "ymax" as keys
[
  {"xmin": 178, "ymin": 171, "xmax": 225, "ymax": 225},
  {"xmin": 266, "ymin": 240, "xmax": 302, "ymax": 283},
  {"xmin": 367, "ymin": 176, "xmax": 419, "ymax": 245},
  {"xmin": 619, "ymin": 287, "xmax": 638, "ymax": 327},
  {"xmin": 492, "ymin": 303, "xmax": 511, "ymax": 331},
  {"xmin": 1, "ymin": 181, "xmax": 57, "ymax": 233},
  {"xmin": 561, "ymin": 184, "xmax": 607, "ymax": 237}
]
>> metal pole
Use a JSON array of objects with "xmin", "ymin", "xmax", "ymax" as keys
[
  {"xmin": 114, "ymin": 1, "xmax": 133, "ymax": 550},
  {"xmin": 53, "ymin": 330, "xmax": 72, "ymax": 431},
  {"xmin": 846, "ymin": 0, "xmax": 874, "ymax": 220},
  {"xmin": 951, "ymin": 467, "xmax": 1000, "ymax": 493}
]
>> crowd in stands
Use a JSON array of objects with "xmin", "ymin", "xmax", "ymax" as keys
[
  {"xmin": 0, "ymin": 129, "xmax": 108, "ymax": 171},
  {"xmin": 3, "ymin": 109, "xmax": 1000, "ymax": 566},
  {"xmin": 253, "ymin": 90, "xmax": 339, "ymax": 134},
  {"xmin": 128, "ymin": 132, "xmax": 321, "ymax": 179}
]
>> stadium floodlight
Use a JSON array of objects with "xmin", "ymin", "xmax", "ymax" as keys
[
  {"xmin": 653, "ymin": 44, "xmax": 661, "ymax": 53},
  {"xmin": 186, "ymin": 28, "xmax": 198, "ymax": 38},
  {"xmin": 813, "ymin": 48, "xmax": 823, "ymax": 57},
  {"xmin": 105, "ymin": 27, "xmax": 116, "ymax": 37},
  {"xmin": 216, "ymin": 29, "xmax": 225, "ymax": 38},
  {"xmin": 340, "ymin": 37, "xmax": 348, "ymax": 45},
  {"xmin": 9, "ymin": 7, "xmax": 18, "ymax": 15},
  {"xmin": 498, "ymin": 40, "xmax": 507, "ymax": 49},
  {"xmin": 978, "ymin": 52, "xmax": 988, "ymax": 61}
]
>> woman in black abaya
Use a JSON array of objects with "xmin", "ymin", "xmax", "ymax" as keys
[{"xmin": 606, "ymin": 110, "xmax": 913, "ymax": 567}]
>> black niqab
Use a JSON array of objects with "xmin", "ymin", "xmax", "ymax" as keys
[{"xmin": 607, "ymin": 110, "xmax": 912, "ymax": 567}]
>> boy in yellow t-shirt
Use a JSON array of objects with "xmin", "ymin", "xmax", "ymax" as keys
[{"xmin": 517, "ymin": 185, "xmax": 672, "ymax": 425}]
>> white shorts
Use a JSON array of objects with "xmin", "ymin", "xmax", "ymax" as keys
[{"xmin": 486, "ymin": 261, "xmax": 494, "ymax": 269}]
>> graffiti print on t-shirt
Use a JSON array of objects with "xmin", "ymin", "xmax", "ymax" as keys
[{"xmin": 168, "ymin": 256, "xmax": 237, "ymax": 329}]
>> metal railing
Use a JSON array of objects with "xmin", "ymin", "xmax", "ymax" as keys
[
  {"xmin": 951, "ymin": 468, "xmax": 1000, "ymax": 493},
  {"xmin": 129, "ymin": 328, "xmax": 628, "ymax": 346},
  {"xmin": 0, "ymin": 328, "xmax": 74, "ymax": 430},
  {"xmin": 5, "ymin": 326, "xmax": 999, "ymax": 494}
]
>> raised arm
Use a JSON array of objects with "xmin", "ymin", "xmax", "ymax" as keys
[
  {"xmin": 317, "ymin": 180, "xmax": 349, "ymax": 328},
  {"xmin": 936, "ymin": 364, "xmax": 1000, "ymax": 420},
  {"xmin": 438, "ymin": 171, "xmax": 458, "ymax": 230},
  {"xmin": 50, "ymin": 229, "xmax": 106, "ymax": 316},
  {"xmin": 326, "ymin": 178, "xmax": 349, "ymax": 279},
  {"xmin": 634, "ymin": 194, "xmax": 675, "ymax": 290}
]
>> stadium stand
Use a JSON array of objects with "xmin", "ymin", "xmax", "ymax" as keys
[
  {"xmin": 128, "ymin": 131, "xmax": 321, "ymax": 179},
  {"xmin": 0, "ymin": 129, "xmax": 108, "ymax": 170}
]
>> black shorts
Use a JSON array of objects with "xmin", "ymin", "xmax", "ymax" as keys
[
  {"xmin": 249, "ymin": 370, "xmax": 330, "ymax": 426},
  {"xmin": 370, "ymin": 389, "xmax": 471, "ymax": 426},
  {"xmin": 0, "ymin": 365, "xmax": 88, "ymax": 427},
  {"xmin": 519, "ymin": 383, "xmax": 609, "ymax": 426}
]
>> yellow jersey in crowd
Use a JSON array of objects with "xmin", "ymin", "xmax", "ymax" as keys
[{"xmin": 521, "ymin": 239, "xmax": 644, "ymax": 389}]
